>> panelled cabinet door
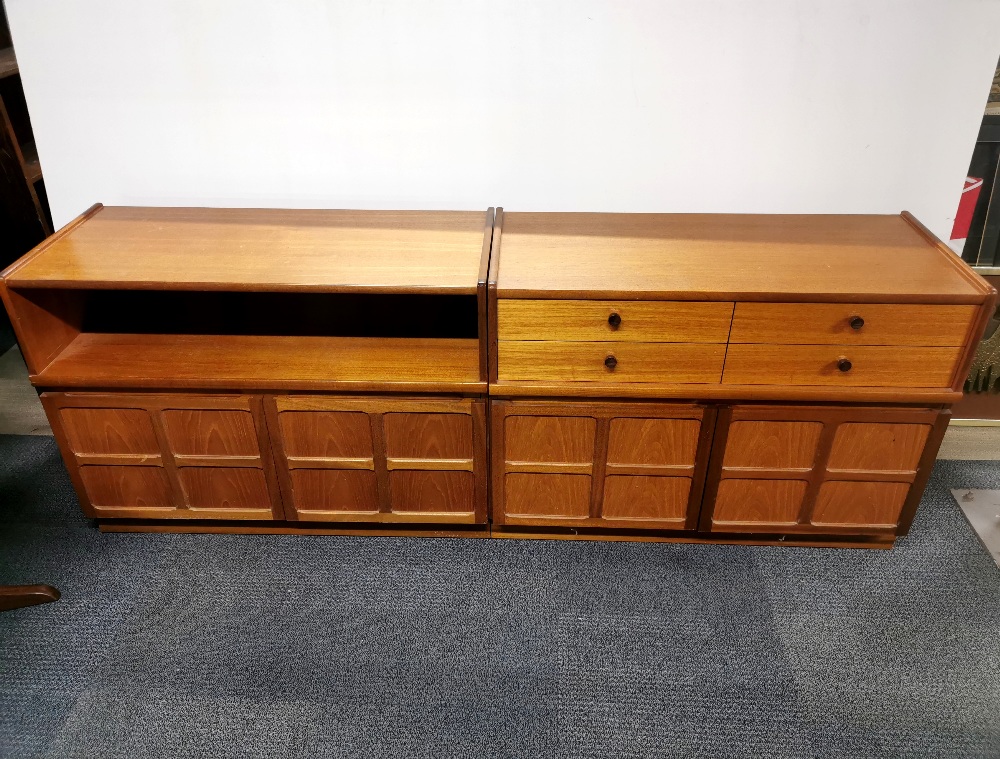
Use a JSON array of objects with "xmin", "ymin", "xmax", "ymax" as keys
[
  {"xmin": 491, "ymin": 400, "xmax": 714, "ymax": 530},
  {"xmin": 41, "ymin": 393, "xmax": 283, "ymax": 520},
  {"xmin": 701, "ymin": 405, "xmax": 949, "ymax": 537},
  {"xmin": 265, "ymin": 396, "xmax": 487, "ymax": 524}
]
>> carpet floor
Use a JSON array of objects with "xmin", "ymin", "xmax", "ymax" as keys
[{"xmin": 1, "ymin": 434, "xmax": 999, "ymax": 758}]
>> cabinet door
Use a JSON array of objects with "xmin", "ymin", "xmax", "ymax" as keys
[
  {"xmin": 701, "ymin": 405, "xmax": 949, "ymax": 537},
  {"xmin": 265, "ymin": 396, "xmax": 487, "ymax": 524},
  {"xmin": 42, "ymin": 393, "xmax": 283, "ymax": 520},
  {"xmin": 491, "ymin": 400, "xmax": 714, "ymax": 530}
]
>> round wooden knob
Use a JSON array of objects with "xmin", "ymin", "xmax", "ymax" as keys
[
  {"xmin": 837, "ymin": 358, "xmax": 853, "ymax": 372},
  {"xmin": 608, "ymin": 312, "xmax": 622, "ymax": 329},
  {"xmin": 849, "ymin": 316, "xmax": 865, "ymax": 330},
  {"xmin": 604, "ymin": 355, "xmax": 618, "ymax": 370}
]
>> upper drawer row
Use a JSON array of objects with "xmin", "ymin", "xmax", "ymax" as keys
[{"xmin": 497, "ymin": 300, "xmax": 977, "ymax": 347}]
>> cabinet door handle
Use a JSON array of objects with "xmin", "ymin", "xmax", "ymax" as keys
[
  {"xmin": 604, "ymin": 355, "xmax": 618, "ymax": 370},
  {"xmin": 608, "ymin": 312, "xmax": 622, "ymax": 329},
  {"xmin": 849, "ymin": 316, "xmax": 865, "ymax": 330},
  {"xmin": 837, "ymin": 357, "xmax": 853, "ymax": 372}
]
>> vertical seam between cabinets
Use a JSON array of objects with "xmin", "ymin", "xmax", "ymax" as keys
[{"xmin": 370, "ymin": 412, "xmax": 391, "ymax": 513}]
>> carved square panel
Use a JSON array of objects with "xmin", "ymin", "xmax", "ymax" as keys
[
  {"xmin": 162, "ymin": 409, "xmax": 259, "ymax": 457},
  {"xmin": 60, "ymin": 408, "xmax": 158, "ymax": 455},
  {"xmin": 505, "ymin": 416, "xmax": 596, "ymax": 464}
]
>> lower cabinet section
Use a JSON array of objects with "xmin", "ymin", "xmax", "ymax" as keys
[
  {"xmin": 490, "ymin": 400, "xmax": 715, "ymax": 530},
  {"xmin": 41, "ymin": 390, "xmax": 947, "ymax": 541},
  {"xmin": 265, "ymin": 395, "xmax": 487, "ymax": 524},
  {"xmin": 699, "ymin": 404, "xmax": 949, "ymax": 537},
  {"xmin": 42, "ymin": 392, "xmax": 283, "ymax": 520}
]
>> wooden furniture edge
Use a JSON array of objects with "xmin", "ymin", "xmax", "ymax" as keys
[
  {"xmin": 95, "ymin": 518, "xmax": 892, "ymax": 547},
  {"xmin": 1, "ymin": 203, "xmax": 104, "ymax": 280},
  {"xmin": 487, "ymin": 381, "xmax": 961, "ymax": 404},
  {"xmin": 487, "ymin": 207, "xmax": 503, "ymax": 383},
  {"xmin": 489, "ymin": 528, "xmax": 893, "ymax": 548},
  {"xmin": 895, "ymin": 408, "xmax": 952, "ymax": 536},
  {"xmin": 900, "ymin": 210, "xmax": 998, "ymax": 298},
  {"xmin": 493, "ymin": 288, "xmax": 987, "ymax": 304},
  {"xmin": 477, "ymin": 207, "xmax": 496, "ymax": 382},
  {"xmin": 31, "ymin": 378, "xmax": 490, "ymax": 395},
  {"xmin": 0, "ymin": 584, "xmax": 61, "ymax": 612},
  {"xmin": 899, "ymin": 210, "xmax": 999, "ymax": 391},
  {"xmin": 98, "ymin": 520, "xmax": 492, "ymax": 538}
]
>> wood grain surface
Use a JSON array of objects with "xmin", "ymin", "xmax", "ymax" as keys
[
  {"xmin": 722, "ymin": 344, "xmax": 962, "ymax": 387},
  {"xmin": 497, "ymin": 299, "xmax": 734, "ymax": 342},
  {"xmin": 7, "ymin": 206, "xmax": 488, "ymax": 293},
  {"xmin": 498, "ymin": 341, "xmax": 726, "ymax": 383},
  {"xmin": 33, "ymin": 334, "xmax": 483, "ymax": 392},
  {"xmin": 496, "ymin": 212, "xmax": 990, "ymax": 302},
  {"xmin": 729, "ymin": 303, "xmax": 976, "ymax": 346}
]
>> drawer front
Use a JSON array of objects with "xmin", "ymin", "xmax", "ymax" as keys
[
  {"xmin": 722, "ymin": 344, "xmax": 961, "ymax": 387},
  {"xmin": 701, "ymin": 404, "xmax": 945, "ymax": 537},
  {"xmin": 497, "ymin": 341, "xmax": 727, "ymax": 383},
  {"xmin": 41, "ymin": 392, "xmax": 283, "ymax": 520},
  {"xmin": 497, "ymin": 299, "xmax": 734, "ymax": 342},
  {"xmin": 265, "ymin": 395, "xmax": 487, "ymax": 525},
  {"xmin": 491, "ymin": 400, "xmax": 711, "ymax": 530},
  {"xmin": 729, "ymin": 303, "xmax": 976, "ymax": 346}
]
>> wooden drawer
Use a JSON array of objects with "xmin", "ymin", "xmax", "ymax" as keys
[
  {"xmin": 497, "ymin": 299, "xmax": 734, "ymax": 342},
  {"xmin": 265, "ymin": 395, "xmax": 487, "ymax": 524},
  {"xmin": 41, "ymin": 392, "xmax": 283, "ymax": 520},
  {"xmin": 729, "ymin": 303, "xmax": 976, "ymax": 346},
  {"xmin": 722, "ymin": 344, "xmax": 962, "ymax": 387},
  {"xmin": 497, "ymin": 341, "xmax": 727, "ymax": 383},
  {"xmin": 491, "ymin": 400, "xmax": 713, "ymax": 530}
]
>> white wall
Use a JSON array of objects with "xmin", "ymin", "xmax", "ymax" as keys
[{"xmin": 7, "ymin": 0, "xmax": 1000, "ymax": 242}]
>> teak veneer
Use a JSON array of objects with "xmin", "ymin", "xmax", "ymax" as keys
[{"xmin": 2, "ymin": 205, "xmax": 995, "ymax": 546}]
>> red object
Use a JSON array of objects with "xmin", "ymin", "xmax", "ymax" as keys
[{"xmin": 951, "ymin": 176, "xmax": 983, "ymax": 239}]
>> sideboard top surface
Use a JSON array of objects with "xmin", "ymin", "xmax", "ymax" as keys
[
  {"xmin": 5, "ymin": 206, "xmax": 489, "ymax": 293},
  {"xmin": 495, "ymin": 212, "xmax": 990, "ymax": 303}
]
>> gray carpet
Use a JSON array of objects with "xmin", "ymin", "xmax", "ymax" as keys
[{"xmin": 1, "ymin": 434, "xmax": 999, "ymax": 758}]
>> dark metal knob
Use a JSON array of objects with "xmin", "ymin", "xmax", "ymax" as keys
[
  {"xmin": 608, "ymin": 312, "xmax": 622, "ymax": 329},
  {"xmin": 849, "ymin": 316, "xmax": 865, "ymax": 330},
  {"xmin": 604, "ymin": 355, "xmax": 618, "ymax": 370},
  {"xmin": 837, "ymin": 358, "xmax": 853, "ymax": 372}
]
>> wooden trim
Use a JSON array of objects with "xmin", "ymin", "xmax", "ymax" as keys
[
  {"xmin": 385, "ymin": 458, "xmax": 475, "ymax": 472},
  {"xmin": 685, "ymin": 406, "xmax": 718, "ymax": 531},
  {"xmin": 369, "ymin": 412, "xmax": 391, "ymax": 514},
  {"xmin": 588, "ymin": 417, "xmax": 611, "ymax": 518},
  {"xmin": 795, "ymin": 420, "xmax": 837, "ymax": 525},
  {"xmin": 900, "ymin": 211, "xmax": 996, "ymax": 298},
  {"xmin": 950, "ymin": 292, "xmax": 999, "ymax": 391},
  {"xmin": 489, "ymin": 398, "xmax": 508, "ymax": 526},
  {"xmin": 99, "ymin": 520, "xmax": 491, "ymax": 538},
  {"xmin": 0, "ymin": 203, "xmax": 103, "ymax": 280},
  {"xmin": 477, "ymin": 208, "xmax": 495, "ymax": 382},
  {"xmin": 491, "ymin": 526, "xmax": 893, "ymax": 548},
  {"xmin": 487, "ymin": 207, "xmax": 503, "ymax": 383},
  {"xmin": 488, "ymin": 380, "xmax": 961, "ymax": 404},
  {"xmin": 697, "ymin": 406, "xmax": 731, "ymax": 531},
  {"xmin": 495, "ymin": 288, "xmax": 986, "ymax": 305},
  {"xmin": 285, "ymin": 456, "xmax": 374, "ymax": 470},
  {"xmin": 471, "ymin": 399, "xmax": 489, "ymax": 524},
  {"xmin": 249, "ymin": 394, "xmax": 287, "ymax": 519},
  {"xmin": 895, "ymin": 409, "xmax": 951, "ymax": 536},
  {"xmin": 39, "ymin": 392, "xmax": 98, "ymax": 518}
]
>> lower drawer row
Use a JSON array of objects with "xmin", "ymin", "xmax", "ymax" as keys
[{"xmin": 41, "ymin": 392, "xmax": 947, "ymax": 538}]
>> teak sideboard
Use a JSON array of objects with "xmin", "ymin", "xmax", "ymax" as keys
[{"xmin": 2, "ymin": 205, "xmax": 995, "ymax": 548}]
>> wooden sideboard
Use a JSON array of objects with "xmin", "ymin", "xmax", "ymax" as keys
[{"xmin": 2, "ymin": 205, "xmax": 994, "ymax": 547}]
